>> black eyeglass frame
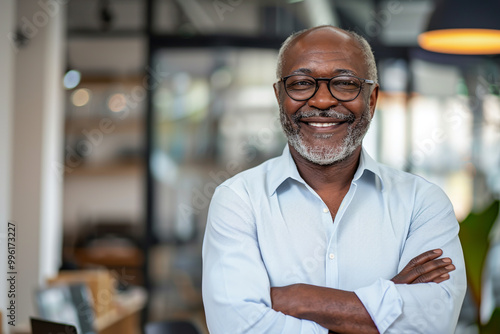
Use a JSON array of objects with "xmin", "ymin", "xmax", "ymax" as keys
[{"xmin": 278, "ymin": 74, "xmax": 376, "ymax": 102}]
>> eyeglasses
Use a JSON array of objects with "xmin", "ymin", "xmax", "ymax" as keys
[{"xmin": 278, "ymin": 74, "xmax": 375, "ymax": 102}]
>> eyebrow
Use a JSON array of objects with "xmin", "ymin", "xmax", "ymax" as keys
[
  {"xmin": 291, "ymin": 68, "xmax": 313, "ymax": 75},
  {"xmin": 290, "ymin": 68, "xmax": 358, "ymax": 76}
]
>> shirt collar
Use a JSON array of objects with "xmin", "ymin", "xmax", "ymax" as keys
[
  {"xmin": 354, "ymin": 147, "xmax": 385, "ymax": 191},
  {"xmin": 266, "ymin": 145, "xmax": 385, "ymax": 195},
  {"xmin": 266, "ymin": 145, "xmax": 304, "ymax": 195}
]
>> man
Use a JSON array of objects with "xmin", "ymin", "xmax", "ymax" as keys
[{"xmin": 202, "ymin": 26, "xmax": 466, "ymax": 333}]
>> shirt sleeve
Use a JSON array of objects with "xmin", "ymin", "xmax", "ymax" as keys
[
  {"xmin": 354, "ymin": 183, "xmax": 467, "ymax": 333},
  {"xmin": 202, "ymin": 185, "xmax": 329, "ymax": 334}
]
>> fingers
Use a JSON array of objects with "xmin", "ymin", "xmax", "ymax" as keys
[
  {"xmin": 393, "ymin": 249, "xmax": 441, "ymax": 283},
  {"xmin": 392, "ymin": 249, "xmax": 456, "ymax": 284},
  {"xmin": 411, "ymin": 260, "xmax": 455, "ymax": 284},
  {"xmin": 405, "ymin": 249, "xmax": 442, "ymax": 271}
]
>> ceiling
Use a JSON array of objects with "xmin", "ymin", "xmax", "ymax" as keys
[
  {"xmin": 66, "ymin": 0, "xmax": 438, "ymax": 75},
  {"xmin": 66, "ymin": 0, "xmax": 435, "ymax": 44}
]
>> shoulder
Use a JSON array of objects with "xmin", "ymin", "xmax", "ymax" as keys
[
  {"xmin": 376, "ymin": 163, "xmax": 455, "ymax": 220},
  {"xmin": 377, "ymin": 163, "xmax": 445, "ymax": 195},
  {"xmin": 207, "ymin": 156, "xmax": 280, "ymax": 228},
  {"xmin": 361, "ymin": 149, "xmax": 443, "ymax": 200},
  {"xmin": 216, "ymin": 155, "xmax": 281, "ymax": 199}
]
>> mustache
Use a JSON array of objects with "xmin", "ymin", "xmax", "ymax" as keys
[{"xmin": 292, "ymin": 109, "xmax": 356, "ymax": 123}]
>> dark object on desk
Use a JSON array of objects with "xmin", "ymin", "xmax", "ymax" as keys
[
  {"xmin": 31, "ymin": 317, "xmax": 78, "ymax": 334},
  {"xmin": 36, "ymin": 283, "xmax": 96, "ymax": 334},
  {"xmin": 144, "ymin": 320, "xmax": 201, "ymax": 334}
]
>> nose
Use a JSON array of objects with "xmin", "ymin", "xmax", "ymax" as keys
[{"xmin": 307, "ymin": 81, "xmax": 339, "ymax": 110}]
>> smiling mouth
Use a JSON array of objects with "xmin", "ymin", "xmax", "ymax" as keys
[
  {"xmin": 291, "ymin": 111, "xmax": 355, "ymax": 133},
  {"xmin": 300, "ymin": 119, "xmax": 348, "ymax": 131},
  {"xmin": 308, "ymin": 122, "xmax": 340, "ymax": 128}
]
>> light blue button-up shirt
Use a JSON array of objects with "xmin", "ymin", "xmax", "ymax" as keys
[{"xmin": 202, "ymin": 145, "xmax": 466, "ymax": 333}]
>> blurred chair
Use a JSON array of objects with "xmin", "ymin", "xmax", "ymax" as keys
[{"xmin": 144, "ymin": 320, "xmax": 201, "ymax": 334}]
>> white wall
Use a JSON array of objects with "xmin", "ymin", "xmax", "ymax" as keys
[
  {"xmin": 0, "ymin": 1, "xmax": 15, "ymax": 333},
  {"xmin": 10, "ymin": 0, "xmax": 66, "ymax": 327},
  {"xmin": 63, "ymin": 174, "xmax": 144, "ymax": 233}
]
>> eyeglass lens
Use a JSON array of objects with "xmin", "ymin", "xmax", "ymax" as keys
[{"xmin": 284, "ymin": 75, "xmax": 363, "ymax": 101}]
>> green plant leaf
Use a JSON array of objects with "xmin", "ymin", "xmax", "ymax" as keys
[
  {"xmin": 459, "ymin": 200, "xmax": 499, "ymax": 307},
  {"xmin": 481, "ymin": 308, "xmax": 500, "ymax": 334}
]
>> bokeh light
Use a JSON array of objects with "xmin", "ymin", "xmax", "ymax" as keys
[
  {"xmin": 107, "ymin": 93, "xmax": 127, "ymax": 112},
  {"xmin": 63, "ymin": 70, "xmax": 81, "ymax": 89},
  {"xmin": 71, "ymin": 88, "xmax": 91, "ymax": 107}
]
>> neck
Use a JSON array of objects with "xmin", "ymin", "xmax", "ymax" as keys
[{"xmin": 289, "ymin": 144, "xmax": 362, "ymax": 192}]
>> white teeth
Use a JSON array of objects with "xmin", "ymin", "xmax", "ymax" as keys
[{"xmin": 308, "ymin": 122, "xmax": 338, "ymax": 127}]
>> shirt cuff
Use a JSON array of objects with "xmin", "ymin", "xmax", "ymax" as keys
[
  {"xmin": 354, "ymin": 278, "xmax": 403, "ymax": 333},
  {"xmin": 279, "ymin": 315, "xmax": 329, "ymax": 334}
]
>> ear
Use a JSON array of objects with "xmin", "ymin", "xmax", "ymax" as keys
[
  {"xmin": 273, "ymin": 82, "xmax": 280, "ymax": 102},
  {"xmin": 368, "ymin": 84, "xmax": 379, "ymax": 119}
]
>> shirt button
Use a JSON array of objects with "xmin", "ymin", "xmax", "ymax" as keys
[
  {"xmin": 323, "ymin": 207, "xmax": 329, "ymax": 213},
  {"xmin": 329, "ymin": 253, "xmax": 335, "ymax": 260}
]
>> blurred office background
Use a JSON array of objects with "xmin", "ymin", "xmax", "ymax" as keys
[{"xmin": 1, "ymin": 0, "xmax": 500, "ymax": 333}]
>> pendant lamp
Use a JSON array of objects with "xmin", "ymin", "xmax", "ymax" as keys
[{"xmin": 418, "ymin": 0, "xmax": 500, "ymax": 55}]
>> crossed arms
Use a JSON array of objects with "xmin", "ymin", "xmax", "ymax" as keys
[
  {"xmin": 271, "ymin": 249, "xmax": 455, "ymax": 334},
  {"xmin": 202, "ymin": 185, "xmax": 467, "ymax": 334}
]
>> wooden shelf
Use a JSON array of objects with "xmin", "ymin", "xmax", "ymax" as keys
[
  {"xmin": 65, "ymin": 117, "xmax": 143, "ymax": 135},
  {"xmin": 65, "ymin": 159, "xmax": 144, "ymax": 177}
]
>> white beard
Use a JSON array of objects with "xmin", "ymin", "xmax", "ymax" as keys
[{"xmin": 280, "ymin": 106, "xmax": 372, "ymax": 165}]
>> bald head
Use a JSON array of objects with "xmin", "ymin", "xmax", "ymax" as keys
[{"xmin": 276, "ymin": 26, "xmax": 377, "ymax": 82}]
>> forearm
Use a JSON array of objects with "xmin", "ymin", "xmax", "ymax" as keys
[
  {"xmin": 385, "ymin": 280, "xmax": 465, "ymax": 333},
  {"xmin": 272, "ymin": 284, "xmax": 378, "ymax": 334},
  {"xmin": 271, "ymin": 250, "xmax": 460, "ymax": 333},
  {"xmin": 353, "ymin": 274, "xmax": 466, "ymax": 333}
]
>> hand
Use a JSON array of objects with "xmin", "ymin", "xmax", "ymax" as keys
[
  {"xmin": 391, "ymin": 249, "xmax": 455, "ymax": 284},
  {"xmin": 271, "ymin": 285, "xmax": 378, "ymax": 334}
]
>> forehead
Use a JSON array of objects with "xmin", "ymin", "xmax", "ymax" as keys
[{"xmin": 282, "ymin": 28, "xmax": 367, "ymax": 77}]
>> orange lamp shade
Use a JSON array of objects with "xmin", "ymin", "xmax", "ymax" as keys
[{"xmin": 419, "ymin": 28, "xmax": 500, "ymax": 55}]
